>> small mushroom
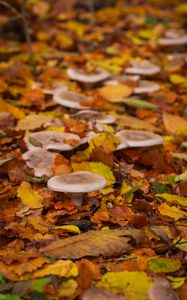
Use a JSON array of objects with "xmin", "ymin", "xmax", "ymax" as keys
[
  {"xmin": 24, "ymin": 130, "xmax": 81, "ymax": 151},
  {"xmin": 53, "ymin": 90, "xmax": 93, "ymax": 109},
  {"xmin": 47, "ymin": 171, "xmax": 106, "ymax": 206},
  {"xmin": 72, "ymin": 110, "xmax": 116, "ymax": 124},
  {"xmin": 104, "ymin": 74, "xmax": 140, "ymax": 86},
  {"xmin": 22, "ymin": 148, "xmax": 57, "ymax": 177},
  {"xmin": 67, "ymin": 67, "xmax": 110, "ymax": 83},
  {"xmin": 115, "ymin": 130, "xmax": 163, "ymax": 147},
  {"xmin": 134, "ymin": 80, "xmax": 160, "ymax": 94},
  {"xmin": 32, "ymin": 82, "xmax": 68, "ymax": 94},
  {"xmin": 125, "ymin": 60, "xmax": 160, "ymax": 76},
  {"xmin": 158, "ymin": 30, "xmax": 187, "ymax": 46}
]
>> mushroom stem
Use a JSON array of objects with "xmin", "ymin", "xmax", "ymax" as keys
[{"xmin": 71, "ymin": 193, "xmax": 84, "ymax": 207}]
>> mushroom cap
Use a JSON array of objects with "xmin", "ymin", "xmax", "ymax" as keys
[
  {"xmin": 47, "ymin": 171, "xmax": 106, "ymax": 193},
  {"xmin": 72, "ymin": 110, "xmax": 116, "ymax": 124},
  {"xmin": 158, "ymin": 30, "xmax": 187, "ymax": 46},
  {"xmin": 134, "ymin": 80, "xmax": 160, "ymax": 94},
  {"xmin": 104, "ymin": 75, "xmax": 140, "ymax": 86},
  {"xmin": 115, "ymin": 130, "xmax": 163, "ymax": 147},
  {"xmin": 53, "ymin": 90, "xmax": 92, "ymax": 109},
  {"xmin": 125, "ymin": 60, "xmax": 160, "ymax": 76},
  {"xmin": 24, "ymin": 130, "xmax": 81, "ymax": 151},
  {"xmin": 22, "ymin": 148, "xmax": 57, "ymax": 177},
  {"xmin": 67, "ymin": 67, "xmax": 110, "ymax": 83},
  {"xmin": 31, "ymin": 82, "xmax": 68, "ymax": 94}
]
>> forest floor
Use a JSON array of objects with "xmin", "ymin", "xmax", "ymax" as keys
[{"xmin": 0, "ymin": 1, "xmax": 186, "ymax": 299}]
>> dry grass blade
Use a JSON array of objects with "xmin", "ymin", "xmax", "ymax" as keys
[{"xmin": 40, "ymin": 228, "xmax": 143, "ymax": 259}]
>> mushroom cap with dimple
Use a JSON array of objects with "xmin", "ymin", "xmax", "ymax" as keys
[
  {"xmin": 72, "ymin": 110, "xmax": 116, "ymax": 124},
  {"xmin": 24, "ymin": 130, "xmax": 81, "ymax": 151},
  {"xmin": 67, "ymin": 67, "xmax": 110, "ymax": 83},
  {"xmin": 134, "ymin": 80, "xmax": 160, "ymax": 94},
  {"xmin": 22, "ymin": 148, "xmax": 57, "ymax": 177},
  {"xmin": 125, "ymin": 60, "xmax": 161, "ymax": 76},
  {"xmin": 47, "ymin": 171, "xmax": 107, "ymax": 193},
  {"xmin": 53, "ymin": 89, "xmax": 93, "ymax": 109},
  {"xmin": 116, "ymin": 130, "xmax": 163, "ymax": 147}
]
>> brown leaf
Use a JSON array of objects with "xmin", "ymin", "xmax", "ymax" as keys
[
  {"xmin": 40, "ymin": 228, "xmax": 143, "ymax": 259},
  {"xmin": 163, "ymin": 113, "xmax": 187, "ymax": 134}
]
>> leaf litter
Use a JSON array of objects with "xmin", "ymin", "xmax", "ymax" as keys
[{"xmin": 0, "ymin": 0, "xmax": 187, "ymax": 299}]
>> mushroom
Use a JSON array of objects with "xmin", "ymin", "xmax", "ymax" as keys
[
  {"xmin": 53, "ymin": 90, "xmax": 93, "ymax": 109},
  {"xmin": 22, "ymin": 148, "xmax": 57, "ymax": 177},
  {"xmin": 67, "ymin": 67, "xmax": 110, "ymax": 83},
  {"xmin": 47, "ymin": 171, "xmax": 106, "ymax": 206},
  {"xmin": 71, "ymin": 110, "xmax": 116, "ymax": 124},
  {"xmin": 125, "ymin": 60, "xmax": 160, "ymax": 76},
  {"xmin": 32, "ymin": 83, "xmax": 68, "ymax": 95},
  {"xmin": 134, "ymin": 80, "xmax": 160, "ymax": 94},
  {"xmin": 104, "ymin": 74, "xmax": 140, "ymax": 86},
  {"xmin": 115, "ymin": 130, "xmax": 163, "ymax": 147},
  {"xmin": 158, "ymin": 30, "xmax": 187, "ymax": 46},
  {"xmin": 24, "ymin": 130, "xmax": 81, "ymax": 151}
]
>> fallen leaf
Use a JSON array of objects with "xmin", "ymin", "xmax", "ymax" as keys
[
  {"xmin": 96, "ymin": 271, "xmax": 153, "ymax": 300},
  {"xmin": 34, "ymin": 260, "xmax": 78, "ymax": 278},
  {"xmin": 158, "ymin": 203, "xmax": 186, "ymax": 220},
  {"xmin": 0, "ymin": 99, "xmax": 25, "ymax": 120},
  {"xmin": 148, "ymin": 257, "xmax": 181, "ymax": 273},
  {"xmin": 117, "ymin": 115, "xmax": 158, "ymax": 132},
  {"xmin": 16, "ymin": 114, "xmax": 53, "ymax": 131},
  {"xmin": 17, "ymin": 181, "xmax": 43, "ymax": 209},
  {"xmin": 163, "ymin": 113, "xmax": 187, "ymax": 135},
  {"xmin": 156, "ymin": 193, "xmax": 187, "ymax": 207},
  {"xmin": 98, "ymin": 85, "xmax": 133, "ymax": 103},
  {"xmin": 39, "ymin": 228, "xmax": 143, "ymax": 259}
]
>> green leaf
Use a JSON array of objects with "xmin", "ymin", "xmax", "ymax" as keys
[
  {"xmin": 0, "ymin": 274, "xmax": 4, "ymax": 284},
  {"xmin": 123, "ymin": 98, "xmax": 157, "ymax": 110},
  {"xmin": 152, "ymin": 181, "xmax": 171, "ymax": 194},
  {"xmin": 149, "ymin": 257, "xmax": 181, "ymax": 273},
  {"xmin": 0, "ymin": 295, "xmax": 21, "ymax": 300},
  {"xmin": 32, "ymin": 278, "xmax": 51, "ymax": 293},
  {"xmin": 181, "ymin": 142, "xmax": 187, "ymax": 148},
  {"xmin": 29, "ymin": 136, "xmax": 42, "ymax": 148}
]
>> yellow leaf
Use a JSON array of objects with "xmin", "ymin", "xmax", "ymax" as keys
[
  {"xmin": 0, "ymin": 99, "xmax": 25, "ymax": 119},
  {"xmin": 156, "ymin": 193, "xmax": 187, "ymax": 207},
  {"xmin": 72, "ymin": 162, "xmax": 115, "ymax": 185},
  {"xmin": 149, "ymin": 257, "xmax": 181, "ymax": 273},
  {"xmin": 158, "ymin": 203, "xmax": 186, "ymax": 220},
  {"xmin": 34, "ymin": 260, "xmax": 78, "ymax": 278},
  {"xmin": 176, "ymin": 3, "xmax": 187, "ymax": 14},
  {"xmin": 89, "ymin": 133, "xmax": 120, "ymax": 153},
  {"xmin": 47, "ymin": 126, "xmax": 65, "ymax": 132},
  {"xmin": 96, "ymin": 271, "xmax": 153, "ymax": 300},
  {"xmin": 17, "ymin": 181, "xmax": 43, "ymax": 209},
  {"xmin": 65, "ymin": 21, "xmax": 87, "ymax": 37},
  {"xmin": 167, "ymin": 276, "xmax": 186, "ymax": 289},
  {"xmin": 121, "ymin": 181, "xmax": 132, "ymax": 194},
  {"xmin": 117, "ymin": 114, "xmax": 158, "ymax": 132},
  {"xmin": 174, "ymin": 238, "xmax": 187, "ymax": 253},
  {"xmin": 170, "ymin": 74, "xmax": 186, "ymax": 85},
  {"xmin": 16, "ymin": 113, "xmax": 53, "ymax": 131},
  {"xmin": 59, "ymin": 279, "xmax": 78, "ymax": 298},
  {"xmin": 98, "ymin": 84, "xmax": 133, "ymax": 103},
  {"xmin": 163, "ymin": 113, "xmax": 187, "ymax": 135},
  {"xmin": 55, "ymin": 225, "xmax": 80, "ymax": 234}
]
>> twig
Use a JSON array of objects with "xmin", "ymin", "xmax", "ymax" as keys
[{"xmin": 0, "ymin": 0, "xmax": 35, "ymax": 67}]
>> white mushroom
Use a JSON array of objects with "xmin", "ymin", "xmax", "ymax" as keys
[
  {"xmin": 31, "ymin": 83, "xmax": 68, "ymax": 95},
  {"xmin": 72, "ymin": 110, "xmax": 116, "ymax": 124},
  {"xmin": 125, "ymin": 60, "xmax": 160, "ymax": 76},
  {"xmin": 115, "ymin": 130, "xmax": 163, "ymax": 147},
  {"xmin": 24, "ymin": 130, "xmax": 81, "ymax": 151},
  {"xmin": 104, "ymin": 74, "xmax": 140, "ymax": 86},
  {"xmin": 47, "ymin": 171, "xmax": 106, "ymax": 193},
  {"xmin": 53, "ymin": 90, "xmax": 93, "ymax": 109},
  {"xmin": 158, "ymin": 30, "xmax": 187, "ymax": 46},
  {"xmin": 22, "ymin": 148, "xmax": 57, "ymax": 177},
  {"xmin": 67, "ymin": 67, "xmax": 110, "ymax": 83},
  {"xmin": 134, "ymin": 80, "xmax": 160, "ymax": 94}
]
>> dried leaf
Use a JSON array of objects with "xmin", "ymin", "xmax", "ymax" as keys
[
  {"xmin": 17, "ymin": 181, "xmax": 43, "ymax": 209},
  {"xmin": 40, "ymin": 228, "xmax": 143, "ymax": 259},
  {"xmin": 156, "ymin": 193, "xmax": 187, "ymax": 207},
  {"xmin": 117, "ymin": 115, "xmax": 158, "ymax": 132},
  {"xmin": 34, "ymin": 260, "xmax": 78, "ymax": 278},
  {"xmin": 158, "ymin": 203, "xmax": 186, "ymax": 220},
  {"xmin": 16, "ymin": 114, "xmax": 53, "ymax": 131},
  {"xmin": 163, "ymin": 113, "xmax": 187, "ymax": 135},
  {"xmin": 98, "ymin": 85, "xmax": 133, "ymax": 103}
]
